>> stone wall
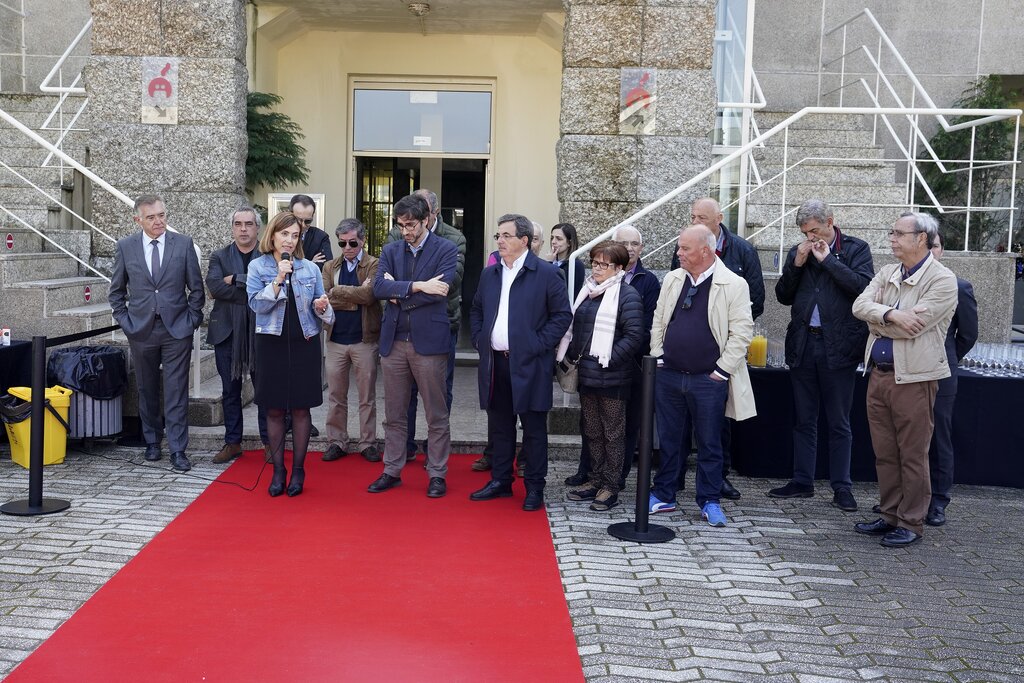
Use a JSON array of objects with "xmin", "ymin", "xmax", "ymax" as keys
[
  {"xmin": 84, "ymin": 0, "xmax": 248, "ymax": 260},
  {"xmin": 557, "ymin": 0, "xmax": 718, "ymax": 268}
]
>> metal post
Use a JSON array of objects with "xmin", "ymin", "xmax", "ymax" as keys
[
  {"xmin": 1, "ymin": 337, "xmax": 71, "ymax": 516},
  {"xmin": 608, "ymin": 356, "xmax": 674, "ymax": 543}
]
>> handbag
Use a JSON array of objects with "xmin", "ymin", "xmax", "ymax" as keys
[{"xmin": 556, "ymin": 357, "xmax": 579, "ymax": 393}]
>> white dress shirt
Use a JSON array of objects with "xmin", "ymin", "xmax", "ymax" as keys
[
  {"xmin": 142, "ymin": 231, "xmax": 166, "ymax": 278},
  {"xmin": 490, "ymin": 250, "xmax": 528, "ymax": 351}
]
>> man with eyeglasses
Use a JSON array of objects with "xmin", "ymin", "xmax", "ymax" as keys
[
  {"xmin": 770, "ymin": 199, "xmax": 874, "ymax": 513},
  {"xmin": 321, "ymin": 218, "xmax": 383, "ymax": 465},
  {"xmin": 564, "ymin": 224, "xmax": 661, "ymax": 490},
  {"xmin": 852, "ymin": 212, "xmax": 957, "ymax": 548},
  {"xmin": 670, "ymin": 197, "xmax": 763, "ymax": 500},
  {"xmin": 206, "ymin": 206, "xmax": 269, "ymax": 463},
  {"xmin": 385, "ymin": 188, "xmax": 466, "ymax": 464},
  {"xmin": 289, "ymin": 194, "xmax": 333, "ymax": 271},
  {"xmin": 370, "ymin": 194, "xmax": 458, "ymax": 498},
  {"xmin": 469, "ymin": 213, "xmax": 572, "ymax": 511},
  {"xmin": 648, "ymin": 225, "xmax": 755, "ymax": 527}
]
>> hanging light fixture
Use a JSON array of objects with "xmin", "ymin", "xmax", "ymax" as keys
[{"xmin": 408, "ymin": 2, "xmax": 430, "ymax": 35}]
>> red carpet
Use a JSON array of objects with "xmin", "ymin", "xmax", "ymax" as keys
[{"xmin": 8, "ymin": 452, "xmax": 584, "ymax": 682}]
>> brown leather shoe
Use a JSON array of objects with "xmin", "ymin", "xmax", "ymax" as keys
[
  {"xmin": 212, "ymin": 443, "xmax": 242, "ymax": 464},
  {"xmin": 471, "ymin": 455, "xmax": 491, "ymax": 471}
]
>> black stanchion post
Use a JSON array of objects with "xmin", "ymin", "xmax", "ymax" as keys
[
  {"xmin": 608, "ymin": 355, "xmax": 674, "ymax": 543},
  {"xmin": 1, "ymin": 336, "xmax": 70, "ymax": 516}
]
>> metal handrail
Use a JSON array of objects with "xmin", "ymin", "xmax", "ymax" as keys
[
  {"xmin": 573, "ymin": 105, "xmax": 1022, "ymax": 287},
  {"xmin": 39, "ymin": 19, "xmax": 91, "ymax": 95}
]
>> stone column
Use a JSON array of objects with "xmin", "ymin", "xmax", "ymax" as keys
[
  {"xmin": 557, "ymin": 0, "xmax": 718, "ymax": 267},
  {"xmin": 84, "ymin": 0, "xmax": 248, "ymax": 260}
]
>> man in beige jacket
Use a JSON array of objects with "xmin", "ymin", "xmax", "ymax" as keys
[
  {"xmin": 648, "ymin": 225, "xmax": 755, "ymax": 527},
  {"xmin": 852, "ymin": 212, "xmax": 957, "ymax": 547},
  {"xmin": 322, "ymin": 218, "xmax": 383, "ymax": 463}
]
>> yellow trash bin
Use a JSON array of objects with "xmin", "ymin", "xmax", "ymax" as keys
[{"xmin": 4, "ymin": 386, "xmax": 73, "ymax": 468}]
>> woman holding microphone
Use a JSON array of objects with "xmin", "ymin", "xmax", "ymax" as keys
[{"xmin": 247, "ymin": 211, "xmax": 334, "ymax": 497}]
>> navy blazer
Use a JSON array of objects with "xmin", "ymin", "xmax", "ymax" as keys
[
  {"xmin": 470, "ymin": 251, "xmax": 572, "ymax": 414},
  {"xmin": 109, "ymin": 230, "xmax": 204, "ymax": 341},
  {"xmin": 373, "ymin": 231, "xmax": 459, "ymax": 357},
  {"xmin": 938, "ymin": 277, "xmax": 978, "ymax": 396}
]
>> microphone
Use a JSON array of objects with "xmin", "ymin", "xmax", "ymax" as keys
[{"xmin": 281, "ymin": 251, "xmax": 291, "ymax": 288}]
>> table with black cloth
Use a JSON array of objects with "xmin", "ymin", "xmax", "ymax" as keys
[
  {"xmin": 0, "ymin": 340, "xmax": 32, "ymax": 395},
  {"xmin": 731, "ymin": 365, "xmax": 1024, "ymax": 489}
]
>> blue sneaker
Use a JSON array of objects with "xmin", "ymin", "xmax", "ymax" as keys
[
  {"xmin": 702, "ymin": 502, "xmax": 727, "ymax": 527},
  {"xmin": 649, "ymin": 493, "xmax": 677, "ymax": 514}
]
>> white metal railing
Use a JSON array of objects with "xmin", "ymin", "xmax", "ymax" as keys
[
  {"xmin": 0, "ymin": 0, "xmax": 27, "ymax": 92},
  {"xmin": 38, "ymin": 19, "xmax": 91, "ymax": 177},
  {"xmin": 571, "ymin": 105, "xmax": 1021, "ymax": 287}
]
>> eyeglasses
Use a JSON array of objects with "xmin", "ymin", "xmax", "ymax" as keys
[
  {"xmin": 889, "ymin": 229, "xmax": 922, "ymax": 238},
  {"xmin": 680, "ymin": 286, "xmax": 700, "ymax": 310},
  {"xmin": 397, "ymin": 220, "xmax": 422, "ymax": 231},
  {"xmin": 493, "ymin": 232, "xmax": 520, "ymax": 242},
  {"xmin": 338, "ymin": 239, "xmax": 361, "ymax": 248},
  {"xmin": 591, "ymin": 260, "xmax": 613, "ymax": 271},
  {"xmin": 298, "ymin": 218, "xmax": 314, "ymax": 227}
]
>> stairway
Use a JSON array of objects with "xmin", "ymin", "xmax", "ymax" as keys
[{"xmin": 744, "ymin": 111, "xmax": 907, "ymax": 271}]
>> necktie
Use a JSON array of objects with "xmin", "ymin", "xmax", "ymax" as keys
[{"xmin": 150, "ymin": 239, "xmax": 161, "ymax": 282}]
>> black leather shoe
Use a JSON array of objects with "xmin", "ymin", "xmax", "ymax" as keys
[
  {"xmin": 427, "ymin": 477, "xmax": 446, "ymax": 498},
  {"xmin": 367, "ymin": 473, "xmax": 402, "ymax": 493},
  {"xmin": 322, "ymin": 444, "xmax": 346, "ymax": 461},
  {"xmin": 169, "ymin": 451, "xmax": 191, "ymax": 472},
  {"xmin": 926, "ymin": 505, "xmax": 946, "ymax": 527},
  {"xmin": 872, "ymin": 504, "xmax": 881, "ymax": 514},
  {"xmin": 880, "ymin": 527, "xmax": 922, "ymax": 547},
  {"xmin": 720, "ymin": 477, "xmax": 741, "ymax": 500},
  {"xmin": 144, "ymin": 444, "xmax": 161, "ymax": 461},
  {"xmin": 287, "ymin": 469, "xmax": 305, "ymax": 497},
  {"xmin": 469, "ymin": 480, "xmax": 513, "ymax": 501},
  {"xmin": 854, "ymin": 518, "xmax": 896, "ymax": 535},
  {"xmin": 268, "ymin": 469, "xmax": 286, "ymax": 497},
  {"xmin": 767, "ymin": 481, "xmax": 813, "ymax": 498},
  {"xmin": 522, "ymin": 490, "xmax": 544, "ymax": 511},
  {"xmin": 362, "ymin": 445, "xmax": 381, "ymax": 462},
  {"xmin": 832, "ymin": 488, "xmax": 858, "ymax": 512},
  {"xmin": 563, "ymin": 472, "xmax": 587, "ymax": 486}
]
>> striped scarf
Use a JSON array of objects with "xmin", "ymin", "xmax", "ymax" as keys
[{"xmin": 556, "ymin": 270, "xmax": 624, "ymax": 368}]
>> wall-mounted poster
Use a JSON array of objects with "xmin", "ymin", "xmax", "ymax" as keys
[
  {"xmin": 267, "ymin": 192, "xmax": 327, "ymax": 230},
  {"xmin": 619, "ymin": 68, "xmax": 657, "ymax": 135}
]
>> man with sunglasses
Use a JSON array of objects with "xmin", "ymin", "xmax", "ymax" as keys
[
  {"xmin": 648, "ymin": 225, "xmax": 755, "ymax": 527},
  {"xmin": 385, "ymin": 188, "xmax": 466, "ymax": 463},
  {"xmin": 770, "ymin": 199, "xmax": 874, "ymax": 513},
  {"xmin": 289, "ymin": 194, "xmax": 333, "ymax": 270},
  {"xmin": 321, "ymin": 218, "xmax": 383, "ymax": 464}
]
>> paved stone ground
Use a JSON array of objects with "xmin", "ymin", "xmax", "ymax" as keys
[{"xmin": 1, "ymin": 443, "xmax": 1023, "ymax": 681}]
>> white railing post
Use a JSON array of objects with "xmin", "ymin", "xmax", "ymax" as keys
[
  {"xmin": 965, "ymin": 126, "xmax": 977, "ymax": 248},
  {"xmin": 839, "ymin": 26, "xmax": 847, "ymax": 108},
  {"xmin": 1010, "ymin": 116, "xmax": 1020, "ymax": 251}
]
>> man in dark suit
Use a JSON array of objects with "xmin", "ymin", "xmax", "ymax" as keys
[
  {"xmin": 289, "ymin": 194, "xmax": 333, "ymax": 270},
  {"xmin": 206, "ymin": 206, "xmax": 268, "ymax": 463},
  {"xmin": 368, "ymin": 194, "xmax": 458, "ymax": 498},
  {"xmin": 109, "ymin": 194, "xmax": 205, "ymax": 471},
  {"xmin": 469, "ymin": 213, "xmax": 572, "ymax": 511},
  {"xmin": 925, "ymin": 232, "xmax": 978, "ymax": 526}
]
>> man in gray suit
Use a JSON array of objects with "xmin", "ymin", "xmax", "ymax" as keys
[{"xmin": 110, "ymin": 195, "xmax": 205, "ymax": 471}]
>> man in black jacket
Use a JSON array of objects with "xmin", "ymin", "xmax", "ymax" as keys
[
  {"xmin": 671, "ymin": 198, "xmax": 764, "ymax": 499},
  {"xmin": 289, "ymin": 194, "xmax": 333, "ymax": 270},
  {"xmin": 769, "ymin": 199, "xmax": 874, "ymax": 511},
  {"xmin": 206, "ymin": 207, "xmax": 268, "ymax": 463}
]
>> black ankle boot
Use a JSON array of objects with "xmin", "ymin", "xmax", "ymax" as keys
[
  {"xmin": 287, "ymin": 468, "xmax": 305, "ymax": 497},
  {"xmin": 268, "ymin": 467, "xmax": 286, "ymax": 497}
]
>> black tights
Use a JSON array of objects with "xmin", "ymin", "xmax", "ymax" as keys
[{"xmin": 266, "ymin": 407, "xmax": 311, "ymax": 483}]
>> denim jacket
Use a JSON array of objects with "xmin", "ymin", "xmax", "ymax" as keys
[{"xmin": 247, "ymin": 254, "xmax": 334, "ymax": 339}]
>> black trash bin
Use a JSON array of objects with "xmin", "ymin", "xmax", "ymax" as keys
[{"xmin": 47, "ymin": 346, "xmax": 128, "ymax": 438}]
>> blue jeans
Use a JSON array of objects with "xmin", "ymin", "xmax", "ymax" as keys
[
  {"xmin": 789, "ymin": 334, "xmax": 855, "ymax": 491},
  {"xmin": 406, "ymin": 329, "xmax": 457, "ymax": 453},
  {"xmin": 214, "ymin": 338, "xmax": 268, "ymax": 445},
  {"xmin": 653, "ymin": 367, "xmax": 729, "ymax": 508}
]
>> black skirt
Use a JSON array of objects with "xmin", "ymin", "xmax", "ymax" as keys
[{"xmin": 254, "ymin": 291, "xmax": 323, "ymax": 410}]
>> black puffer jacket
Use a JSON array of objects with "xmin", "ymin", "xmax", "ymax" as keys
[
  {"xmin": 567, "ymin": 283, "xmax": 644, "ymax": 390},
  {"xmin": 775, "ymin": 228, "xmax": 874, "ymax": 369}
]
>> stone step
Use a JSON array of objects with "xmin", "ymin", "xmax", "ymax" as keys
[
  {"xmin": 0, "ymin": 94, "xmax": 68, "ymax": 113},
  {"xmin": 0, "ymin": 126, "xmax": 84, "ymax": 147},
  {"xmin": 0, "ymin": 251, "xmax": 80, "ymax": 283},
  {"xmin": 745, "ymin": 203, "xmax": 906, "ymax": 230},
  {"xmin": 10, "ymin": 301, "xmax": 113, "ymax": 338},
  {"xmin": 0, "ymin": 164, "xmax": 72, "ymax": 189},
  {"xmin": 5, "ymin": 275, "xmax": 109, "ymax": 315},
  {"xmin": 0, "ymin": 146, "xmax": 86, "ymax": 172},
  {"xmin": 0, "ymin": 226, "xmax": 43, "ymax": 253},
  {"xmin": 755, "ymin": 111, "xmax": 875, "ymax": 131},
  {"xmin": 757, "ymin": 127, "xmax": 879, "ymax": 149},
  {"xmin": 43, "ymin": 229, "xmax": 95, "ymax": 258},
  {"xmin": 0, "ymin": 109, "xmax": 76, "ymax": 128},
  {"xmin": 749, "ymin": 159, "xmax": 897, "ymax": 186},
  {"xmin": 187, "ymin": 372, "xmax": 255, "ymax": 427},
  {"xmin": 753, "ymin": 145, "xmax": 886, "ymax": 165},
  {"xmin": 0, "ymin": 208, "xmax": 49, "ymax": 231},
  {"xmin": 0, "ymin": 185, "xmax": 65, "ymax": 208},
  {"xmin": 746, "ymin": 182, "xmax": 907, "ymax": 207},
  {"xmin": 755, "ymin": 232, "xmax": 895, "ymax": 272}
]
